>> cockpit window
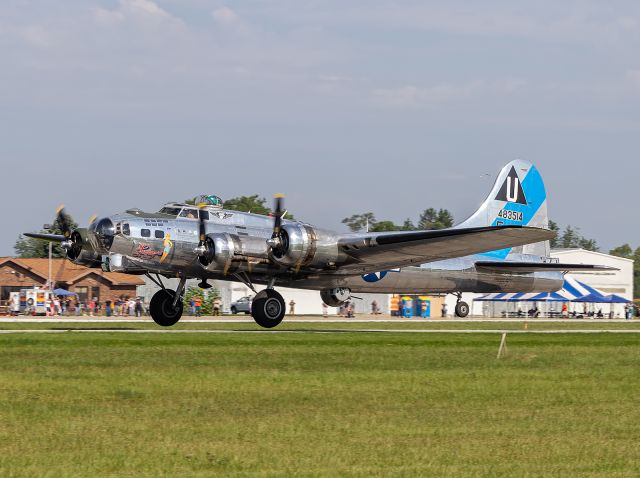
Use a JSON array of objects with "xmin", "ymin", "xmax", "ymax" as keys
[
  {"xmin": 179, "ymin": 208, "xmax": 198, "ymax": 219},
  {"xmin": 158, "ymin": 207, "xmax": 181, "ymax": 217}
]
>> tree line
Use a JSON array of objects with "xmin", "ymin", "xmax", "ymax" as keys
[
  {"xmin": 342, "ymin": 208, "xmax": 454, "ymax": 232},
  {"xmin": 608, "ymin": 244, "xmax": 640, "ymax": 299}
]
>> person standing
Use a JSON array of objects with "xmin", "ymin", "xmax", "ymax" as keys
[
  {"xmin": 105, "ymin": 299, "xmax": 112, "ymax": 317},
  {"xmin": 194, "ymin": 297, "xmax": 202, "ymax": 317},
  {"xmin": 289, "ymin": 299, "xmax": 296, "ymax": 315},
  {"xmin": 322, "ymin": 303, "xmax": 328, "ymax": 318},
  {"xmin": 441, "ymin": 302, "xmax": 448, "ymax": 318},
  {"xmin": 135, "ymin": 298, "xmax": 143, "ymax": 317},
  {"xmin": 212, "ymin": 297, "xmax": 222, "ymax": 316},
  {"xmin": 128, "ymin": 298, "xmax": 135, "ymax": 316},
  {"xmin": 347, "ymin": 302, "xmax": 355, "ymax": 318}
]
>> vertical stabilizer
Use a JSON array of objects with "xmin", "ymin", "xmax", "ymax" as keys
[{"xmin": 457, "ymin": 160, "xmax": 549, "ymax": 259}]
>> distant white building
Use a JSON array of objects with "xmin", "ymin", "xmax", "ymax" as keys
[
  {"xmin": 551, "ymin": 249, "xmax": 634, "ymax": 299},
  {"xmin": 464, "ymin": 248, "xmax": 634, "ymax": 317}
]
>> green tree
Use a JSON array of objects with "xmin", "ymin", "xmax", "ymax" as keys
[
  {"xmin": 548, "ymin": 220, "xmax": 560, "ymax": 248},
  {"xmin": 14, "ymin": 211, "xmax": 79, "ymax": 258},
  {"xmin": 609, "ymin": 244, "xmax": 633, "ymax": 259},
  {"xmin": 418, "ymin": 208, "xmax": 454, "ymax": 230},
  {"xmin": 370, "ymin": 220, "xmax": 401, "ymax": 232},
  {"xmin": 221, "ymin": 195, "xmax": 272, "ymax": 215},
  {"xmin": 578, "ymin": 238, "xmax": 599, "ymax": 252},
  {"xmin": 342, "ymin": 213, "xmax": 376, "ymax": 232},
  {"xmin": 611, "ymin": 244, "xmax": 638, "ymax": 299},
  {"xmin": 402, "ymin": 218, "xmax": 416, "ymax": 231},
  {"xmin": 557, "ymin": 225, "xmax": 599, "ymax": 252},
  {"xmin": 182, "ymin": 285, "xmax": 220, "ymax": 316}
]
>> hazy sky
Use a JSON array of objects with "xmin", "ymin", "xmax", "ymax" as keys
[{"xmin": 1, "ymin": 0, "xmax": 639, "ymax": 255}]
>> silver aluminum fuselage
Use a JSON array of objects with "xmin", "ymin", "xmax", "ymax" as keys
[{"xmin": 103, "ymin": 208, "xmax": 562, "ymax": 295}]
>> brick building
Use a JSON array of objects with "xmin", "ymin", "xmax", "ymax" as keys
[{"xmin": 0, "ymin": 257, "xmax": 144, "ymax": 303}]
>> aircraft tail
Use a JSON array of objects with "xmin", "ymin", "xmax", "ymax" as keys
[{"xmin": 457, "ymin": 159, "xmax": 550, "ymax": 259}]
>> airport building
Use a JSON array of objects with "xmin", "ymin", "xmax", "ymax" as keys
[{"xmin": 0, "ymin": 257, "xmax": 145, "ymax": 304}]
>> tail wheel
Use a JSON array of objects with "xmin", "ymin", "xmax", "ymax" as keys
[
  {"xmin": 150, "ymin": 289, "xmax": 183, "ymax": 327},
  {"xmin": 455, "ymin": 301, "xmax": 470, "ymax": 318},
  {"xmin": 251, "ymin": 289, "xmax": 285, "ymax": 328}
]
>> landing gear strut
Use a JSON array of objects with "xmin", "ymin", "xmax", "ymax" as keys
[
  {"xmin": 149, "ymin": 275, "xmax": 186, "ymax": 327},
  {"xmin": 453, "ymin": 292, "xmax": 470, "ymax": 318}
]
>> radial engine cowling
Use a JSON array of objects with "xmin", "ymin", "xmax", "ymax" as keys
[
  {"xmin": 66, "ymin": 229, "xmax": 102, "ymax": 267},
  {"xmin": 198, "ymin": 232, "xmax": 247, "ymax": 272},
  {"xmin": 320, "ymin": 288, "xmax": 351, "ymax": 307},
  {"xmin": 271, "ymin": 223, "xmax": 319, "ymax": 268}
]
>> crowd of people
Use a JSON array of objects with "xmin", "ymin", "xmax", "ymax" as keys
[{"xmin": 44, "ymin": 296, "xmax": 144, "ymax": 317}]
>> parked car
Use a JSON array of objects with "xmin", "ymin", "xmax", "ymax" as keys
[{"xmin": 230, "ymin": 296, "xmax": 252, "ymax": 314}]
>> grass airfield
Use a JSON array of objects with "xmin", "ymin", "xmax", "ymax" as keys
[{"xmin": 1, "ymin": 318, "xmax": 639, "ymax": 477}]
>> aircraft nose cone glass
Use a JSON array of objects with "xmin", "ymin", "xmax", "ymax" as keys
[{"xmin": 95, "ymin": 218, "xmax": 116, "ymax": 249}]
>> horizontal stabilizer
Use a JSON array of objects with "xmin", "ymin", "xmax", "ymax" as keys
[
  {"xmin": 475, "ymin": 261, "xmax": 618, "ymax": 274},
  {"xmin": 24, "ymin": 233, "xmax": 66, "ymax": 242}
]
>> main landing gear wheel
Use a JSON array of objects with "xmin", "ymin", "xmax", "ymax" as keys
[
  {"xmin": 150, "ymin": 289, "xmax": 183, "ymax": 327},
  {"xmin": 251, "ymin": 289, "xmax": 285, "ymax": 328},
  {"xmin": 455, "ymin": 301, "xmax": 470, "ymax": 318}
]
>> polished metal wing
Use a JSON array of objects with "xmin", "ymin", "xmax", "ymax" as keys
[{"xmin": 335, "ymin": 225, "xmax": 555, "ymax": 274}]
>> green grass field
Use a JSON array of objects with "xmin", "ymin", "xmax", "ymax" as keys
[{"xmin": 1, "ymin": 325, "xmax": 639, "ymax": 477}]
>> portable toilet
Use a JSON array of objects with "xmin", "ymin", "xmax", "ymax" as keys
[
  {"xmin": 401, "ymin": 296, "xmax": 413, "ymax": 318},
  {"xmin": 417, "ymin": 296, "xmax": 431, "ymax": 318}
]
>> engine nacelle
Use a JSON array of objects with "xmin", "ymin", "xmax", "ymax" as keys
[
  {"xmin": 66, "ymin": 229, "xmax": 102, "ymax": 268},
  {"xmin": 320, "ymin": 288, "xmax": 351, "ymax": 307},
  {"xmin": 271, "ymin": 223, "xmax": 318, "ymax": 268},
  {"xmin": 198, "ymin": 233, "xmax": 242, "ymax": 272},
  {"xmin": 199, "ymin": 233, "xmax": 272, "ymax": 272}
]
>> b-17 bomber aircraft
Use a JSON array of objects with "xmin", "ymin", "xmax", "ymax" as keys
[{"xmin": 25, "ymin": 160, "xmax": 612, "ymax": 327}]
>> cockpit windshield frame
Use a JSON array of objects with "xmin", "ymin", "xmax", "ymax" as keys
[{"xmin": 158, "ymin": 207, "xmax": 182, "ymax": 217}]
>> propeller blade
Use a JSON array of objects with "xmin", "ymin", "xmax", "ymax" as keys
[
  {"xmin": 197, "ymin": 206, "xmax": 206, "ymax": 244},
  {"xmin": 272, "ymin": 193, "xmax": 284, "ymax": 239},
  {"xmin": 56, "ymin": 205, "xmax": 72, "ymax": 238},
  {"xmin": 88, "ymin": 214, "xmax": 97, "ymax": 226}
]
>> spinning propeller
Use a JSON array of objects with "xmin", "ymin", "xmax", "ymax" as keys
[
  {"xmin": 267, "ymin": 193, "xmax": 287, "ymax": 256},
  {"xmin": 194, "ymin": 204, "xmax": 214, "ymax": 288}
]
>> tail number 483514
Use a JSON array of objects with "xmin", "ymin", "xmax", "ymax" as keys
[{"xmin": 497, "ymin": 209, "xmax": 523, "ymax": 221}]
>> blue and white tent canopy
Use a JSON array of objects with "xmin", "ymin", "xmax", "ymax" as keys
[{"xmin": 475, "ymin": 277, "xmax": 605, "ymax": 303}]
